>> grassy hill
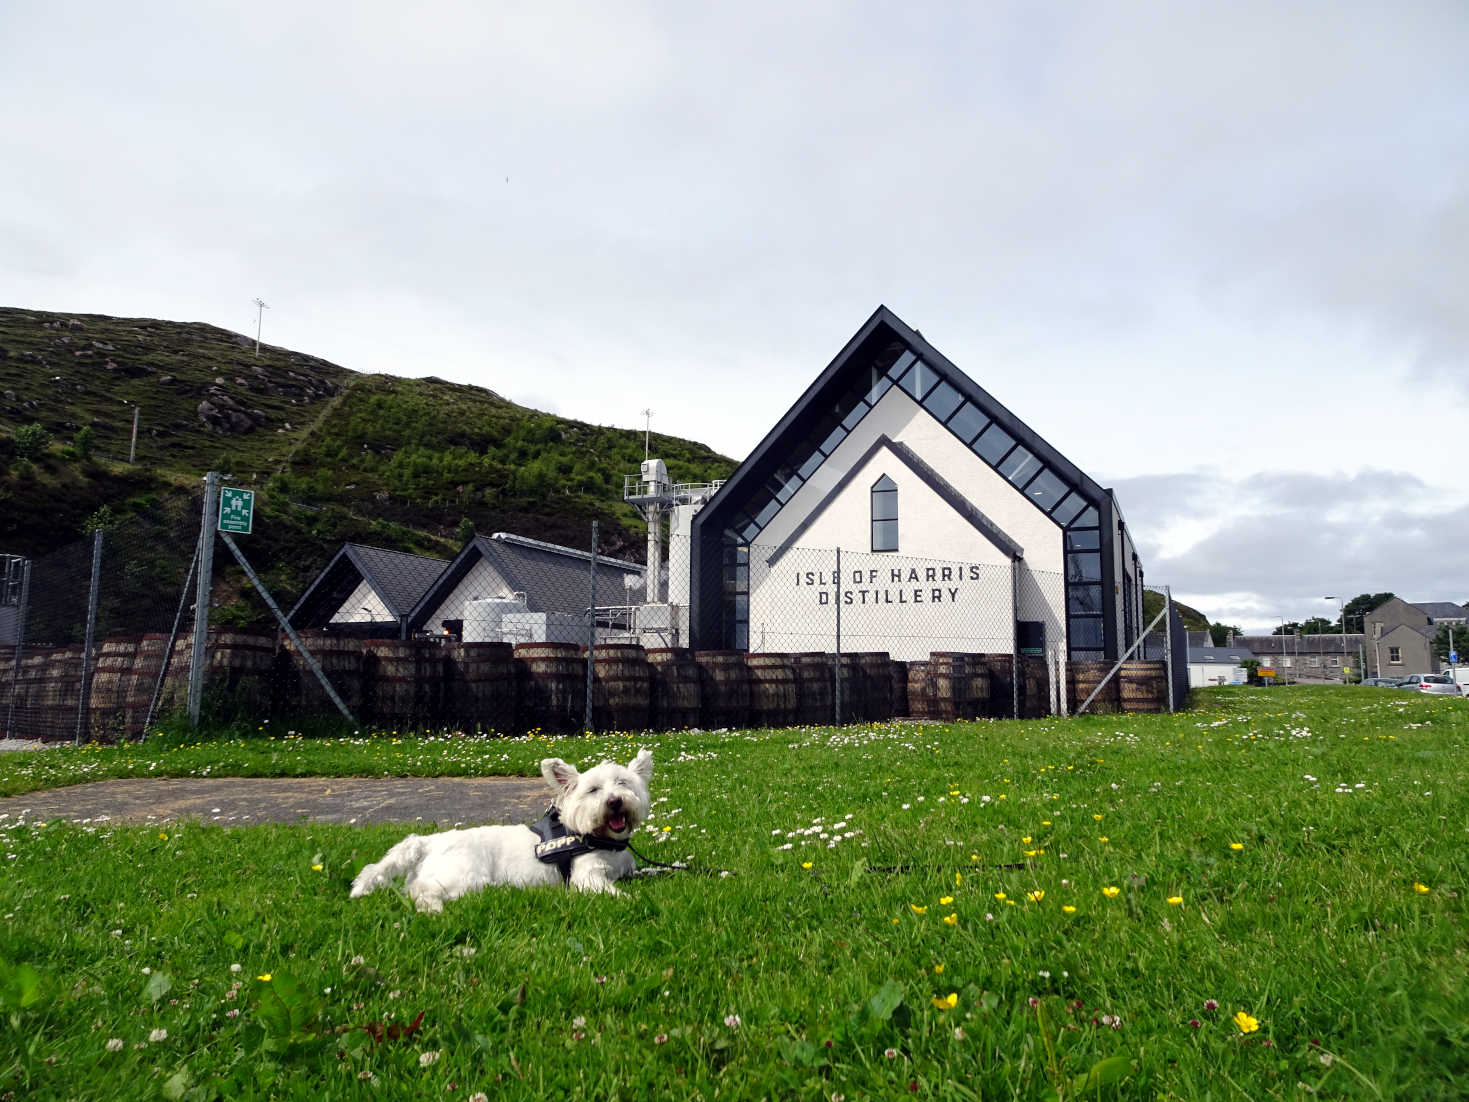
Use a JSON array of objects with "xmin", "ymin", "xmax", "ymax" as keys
[{"xmin": 0, "ymin": 307, "xmax": 735, "ymax": 620}]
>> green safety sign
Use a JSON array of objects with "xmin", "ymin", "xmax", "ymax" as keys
[{"xmin": 218, "ymin": 487, "xmax": 255, "ymax": 534}]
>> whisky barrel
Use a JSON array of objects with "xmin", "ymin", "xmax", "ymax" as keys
[
  {"xmin": 1119, "ymin": 660, "xmax": 1166, "ymax": 713},
  {"xmin": 207, "ymin": 629, "xmax": 275, "ymax": 720},
  {"xmin": 515, "ymin": 642, "xmax": 586, "ymax": 733},
  {"xmin": 856, "ymin": 652, "xmax": 893, "ymax": 721},
  {"xmin": 906, "ymin": 660, "xmax": 932, "ymax": 718},
  {"xmin": 28, "ymin": 646, "xmax": 83, "ymax": 741},
  {"xmin": 889, "ymin": 660, "xmax": 909, "ymax": 718},
  {"xmin": 87, "ymin": 637, "xmax": 138, "ymax": 741},
  {"xmin": 1067, "ymin": 661, "xmax": 1119, "ymax": 715},
  {"xmin": 835, "ymin": 654, "xmax": 866, "ymax": 725},
  {"xmin": 124, "ymin": 634, "xmax": 171, "ymax": 734},
  {"xmin": 362, "ymin": 640, "xmax": 428, "ymax": 731},
  {"xmin": 287, "ymin": 632, "xmax": 366, "ymax": 719},
  {"xmin": 983, "ymin": 654, "xmax": 1015, "ymax": 719},
  {"xmin": 746, "ymin": 653, "xmax": 798, "ymax": 729},
  {"xmin": 695, "ymin": 650, "xmax": 750, "ymax": 728},
  {"xmin": 1019, "ymin": 656, "xmax": 1050, "ymax": 719},
  {"xmin": 929, "ymin": 652, "xmax": 974, "ymax": 720},
  {"xmin": 445, "ymin": 642, "xmax": 518, "ymax": 733},
  {"xmin": 592, "ymin": 644, "xmax": 650, "ymax": 732},
  {"xmin": 792, "ymin": 653, "xmax": 834, "ymax": 725},
  {"xmin": 646, "ymin": 648, "xmax": 701, "ymax": 730}
]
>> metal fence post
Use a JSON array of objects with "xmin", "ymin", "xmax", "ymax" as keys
[
  {"xmin": 1010, "ymin": 559, "xmax": 1020, "ymax": 720},
  {"xmin": 189, "ymin": 472, "xmax": 220, "ymax": 727},
  {"xmin": 4, "ymin": 560, "xmax": 31, "ymax": 739},
  {"xmin": 833, "ymin": 546, "xmax": 842, "ymax": 725},
  {"xmin": 76, "ymin": 529, "xmax": 104, "ymax": 746},
  {"xmin": 1163, "ymin": 585, "xmax": 1176, "ymax": 713},
  {"xmin": 585, "ymin": 521, "xmax": 597, "ymax": 733}
]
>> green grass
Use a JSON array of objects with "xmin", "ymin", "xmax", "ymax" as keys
[{"xmin": 1, "ymin": 686, "xmax": 1466, "ymax": 1099}]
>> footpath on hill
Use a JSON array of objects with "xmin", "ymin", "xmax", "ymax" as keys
[{"xmin": 0, "ymin": 773, "xmax": 547, "ymax": 827}]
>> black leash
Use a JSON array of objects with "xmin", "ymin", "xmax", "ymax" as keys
[{"xmin": 627, "ymin": 840, "xmax": 737, "ymax": 879}]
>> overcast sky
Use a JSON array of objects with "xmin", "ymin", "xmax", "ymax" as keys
[{"xmin": 4, "ymin": 1, "xmax": 1467, "ymax": 632}]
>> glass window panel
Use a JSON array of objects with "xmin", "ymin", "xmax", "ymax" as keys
[
  {"xmin": 1067, "ymin": 552, "xmax": 1102, "ymax": 582},
  {"xmin": 1000, "ymin": 445, "xmax": 1039, "ymax": 486},
  {"xmin": 1068, "ymin": 584, "xmax": 1104, "ymax": 615},
  {"xmin": 872, "ymin": 519, "xmax": 898, "ymax": 552},
  {"xmin": 734, "ymin": 593, "xmax": 748, "ymax": 619},
  {"xmin": 1025, "ymin": 468, "xmax": 1069, "ymax": 511},
  {"xmin": 896, "ymin": 358, "xmax": 938, "ymax": 401},
  {"xmin": 922, "ymin": 380, "xmax": 963, "ymax": 422},
  {"xmin": 796, "ymin": 449, "xmax": 824, "ymax": 480},
  {"xmin": 1050, "ymin": 494, "xmax": 1086, "ymax": 526},
  {"xmin": 1072, "ymin": 506, "xmax": 1099, "ymax": 527},
  {"xmin": 1065, "ymin": 528, "xmax": 1100, "ymax": 551},
  {"xmin": 1071, "ymin": 649, "xmax": 1105, "ymax": 662},
  {"xmin": 752, "ymin": 496, "xmax": 780, "ymax": 529},
  {"xmin": 734, "ymin": 622, "xmax": 748, "ymax": 649},
  {"xmin": 946, "ymin": 402, "xmax": 988, "ymax": 443},
  {"xmin": 885, "ymin": 349, "xmax": 917, "ymax": 381},
  {"xmin": 739, "ymin": 517, "xmax": 761, "ymax": 542},
  {"xmin": 841, "ymin": 400, "xmax": 868, "ymax": 431},
  {"xmin": 863, "ymin": 369, "xmax": 895, "ymax": 406},
  {"xmin": 1069, "ymin": 618, "xmax": 1104, "ymax": 647},
  {"xmin": 871, "ymin": 478, "xmax": 898, "ymax": 520},
  {"xmin": 972, "ymin": 422, "xmax": 1016, "ymax": 465},
  {"xmin": 766, "ymin": 466, "xmax": 802, "ymax": 504}
]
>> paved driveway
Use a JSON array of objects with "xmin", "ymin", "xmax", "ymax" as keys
[{"xmin": 0, "ymin": 775, "xmax": 549, "ymax": 827}]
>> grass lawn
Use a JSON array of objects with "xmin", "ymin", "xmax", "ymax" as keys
[{"xmin": 1, "ymin": 686, "xmax": 1465, "ymax": 1100}]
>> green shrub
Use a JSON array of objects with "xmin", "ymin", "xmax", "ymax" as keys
[{"xmin": 13, "ymin": 423, "xmax": 52, "ymax": 460}]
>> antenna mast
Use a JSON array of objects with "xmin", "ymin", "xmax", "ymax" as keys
[
  {"xmin": 641, "ymin": 408, "xmax": 653, "ymax": 460},
  {"xmin": 252, "ymin": 298, "xmax": 269, "ymax": 357}
]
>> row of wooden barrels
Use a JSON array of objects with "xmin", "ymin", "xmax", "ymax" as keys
[{"xmin": 0, "ymin": 631, "xmax": 1170, "ymax": 740}]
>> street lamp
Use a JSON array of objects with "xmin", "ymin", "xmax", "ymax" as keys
[{"xmin": 1323, "ymin": 596, "xmax": 1346, "ymax": 683}]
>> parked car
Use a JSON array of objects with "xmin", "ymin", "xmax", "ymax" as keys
[
  {"xmin": 1360, "ymin": 677, "xmax": 1401, "ymax": 687},
  {"xmin": 1396, "ymin": 674, "xmax": 1463, "ymax": 696}
]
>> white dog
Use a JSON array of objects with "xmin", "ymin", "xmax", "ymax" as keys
[{"xmin": 350, "ymin": 749, "xmax": 652, "ymax": 913}]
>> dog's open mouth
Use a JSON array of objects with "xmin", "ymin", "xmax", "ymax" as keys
[{"xmin": 604, "ymin": 813, "xmax": 629, "ymax": 835}]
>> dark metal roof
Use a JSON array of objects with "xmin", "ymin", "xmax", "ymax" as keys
[
  {"xmin": 406, "ymin": 532, "xmax": 643, "ymax": 631},
  {"xmin": 1416, "ymin": 601, "xmax": 1469, "ymax": 620},
  {"xmin": 764, "ymin": 435, "xmax": 1023, "ymax": 565},
  {"xmin": 287, "ymin": 543, "xmax": 450, "ymax": 629},
  {"xmin": 1188, "ymin": 647, "xmax": 1256, "ymax": 663}
]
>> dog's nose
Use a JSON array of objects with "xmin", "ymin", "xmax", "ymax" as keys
[{"xmin": 606, "ymin": 795, "xmax": 623, "ymax": 811}]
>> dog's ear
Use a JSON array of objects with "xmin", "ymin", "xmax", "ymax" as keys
[
  {"xmin": 628, "ymin": 748, "xmax": 653, "ymax": 785},
  {"xmin": 541, "ymin": 757, "xmax": 579, "ymax": 793}
]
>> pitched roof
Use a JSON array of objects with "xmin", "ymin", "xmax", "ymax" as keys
[
  {"xmin": 694, "ymin": 304, "xmax": 1112, "ymax": 547},
  {"xmin": 1415, "ymin": 601, "xmax": 1469, "ymax": 620},
  {"xmin": 1188, "ymin": 646, "xmax": 1256, "ymax": 662},
  {"xmin": 764, "ymin": 435, "xmax": 1023, "ymax": 565},
  {"xmin": 287, "ymin": 543, "xmax": 449, "ymax": 627},
  {"xmin": 407, "ymin": 532, "xmax": 644, "ymax": 630}
]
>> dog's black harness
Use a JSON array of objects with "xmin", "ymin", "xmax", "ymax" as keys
[{"xmin": 530, "ymin": 805, "xmax": 631, "ymax": 882}]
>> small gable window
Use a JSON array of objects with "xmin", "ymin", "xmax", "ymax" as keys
[{"xmin": 871, "ymin": 474, "xmax": 898, "ymax": 552}]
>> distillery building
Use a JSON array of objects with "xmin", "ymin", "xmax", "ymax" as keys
[{"xmin": 687, "ymin": 306, "xmax": 1147, "ymax": 665}]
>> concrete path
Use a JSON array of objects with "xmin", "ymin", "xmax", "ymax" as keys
[{"xmin": 0, "ymin": 775, "xmax": 549, "ymax": 827}]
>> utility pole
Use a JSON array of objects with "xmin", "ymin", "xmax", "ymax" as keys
[
  {"xmin": 1323, "ymin": 596, "xmax": 1345, "ymax": 683},
  {"xmin": 252, "ymin": 298, "xmax": 269, "ymax": 357}
]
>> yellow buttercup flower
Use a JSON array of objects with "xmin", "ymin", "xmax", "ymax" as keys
[
  {"xmin": 1093, "ymin": 814, "xmax": 1103, "ymax": 821},
  {"xmin": 1233, "ymin": 1010, "xmax": 1259, "ymax": 1034},
  {"xmin": 932, "ymin": 993, "xmax": 958, "ymax": 1010},
  {"xmin": 1062, "ymin": 905, "xmax": 1076, "ymax": 914},
  {"xmin": 1229, "ymin": 843, "xmax": 1244, "ymax": 851},
  {"xmin": 933, "ymin": 963, "xmax": 945, "ymax": 974},
  {"xmin": 910, "ymin": 904, "xmax": 928, "ymax": 915},
  {"xmin": 801, "ymin": 861, "xmax": 813, "ymax": 869},
  {"xmin": 311, "ymin": 864, "xmax": 324, "ymax": 872},
  {"xmin": 1167, "ymin": 896, "xmax": 1183, "ymax": 906},
  {"xmin": 257, "ymin": 973, "xmax": 272, "ymax": 982},
  {"xmin": 1027, "ymin": 890, "xmax": 1045, "ymax": 903},
  {"xmin": 939, "ymin": 896, "xmax": 954, "ymax": 905},
  {"xmin": 943, "ymin": 913, "xmax": 958, "ymax": 925},
  {"xmin": 1101, "ymin": 886, "xmax": 1120, "ymax": 898},
  {"xmin": 1021, "ymin": 836, "xmax": 1032, "ymax": 844},
  {"xmin": 1413, "ymin": 882, "xmax": 1430, "ymax": 894},
  {"xmin": 1097, "ymin": 837, "xmax": 1109, "ymax": 844},
  {"xmin": 955, "ymin": 872, "xmax": 962, "ymax": 886},
  {"xmin": 994, "ymin": 892, "xmax": 1007, "ymax": 901}
]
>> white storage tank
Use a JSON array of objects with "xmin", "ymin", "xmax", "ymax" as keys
[{"xmin": 462, "ymin": 595, "xmax": 529, "ymax": 643}]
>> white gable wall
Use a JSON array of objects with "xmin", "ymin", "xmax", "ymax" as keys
[
  {"xmin": 329, "ymin": 579, "xmax": 393, "ymax": 624},
  {"xmin": 743, "ymin": 386, "xmax": 1068, "ymax": 660},
  {"xmin": 422, "ymin": 558, "xmax": 513, "ymax": 635}
]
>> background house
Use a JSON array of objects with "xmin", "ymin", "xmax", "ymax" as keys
[
  {"xmin": 1187, "ymin": 644, "xmax": 1254, "ymax": 687},
  {"xmin": 287, "ymin": 543, "xmax": 449, "ymax": 638}
]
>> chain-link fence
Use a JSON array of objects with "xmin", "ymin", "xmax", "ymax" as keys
[
  {"xmin": 1, "ymin": 476, "xmax": 1186, "ymax": 742},
  {"xmin": 1, "ymin": 494, "xmax": 202, "ymax": 743}
]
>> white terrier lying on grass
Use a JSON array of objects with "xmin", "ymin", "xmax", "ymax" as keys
[{"xmin": 350, "ymin": 749, "xmax": 652, "ymax": 913}]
